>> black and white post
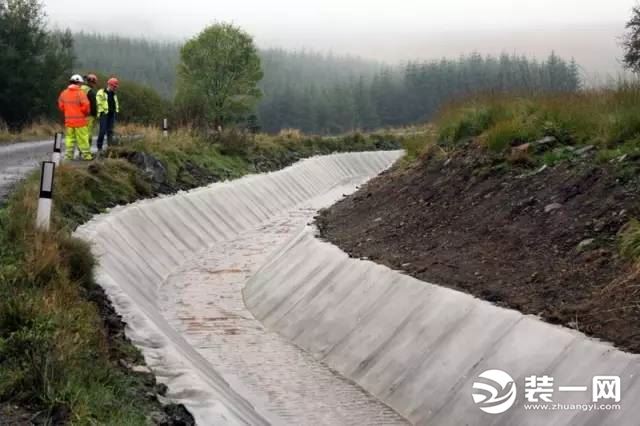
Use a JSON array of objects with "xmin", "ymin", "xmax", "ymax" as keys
[
  {"xmin": 36, "ymin": 161, "xmax": 55, "ymax": 231},
  {"xmin": 51, "ymin": 132, "xmax": 63, "ymax": 165},
  {"xmin": 163, "ymin": 118, "xmax": 169, "ymax": 138}
]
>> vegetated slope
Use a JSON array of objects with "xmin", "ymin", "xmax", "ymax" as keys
[
  {"xmin": 318, "ymin": 89, "xmax": 640, "ymax": 354},
  {"xmin": 0, "ymin": 128, "xmax": 401, "ymax": 424}
]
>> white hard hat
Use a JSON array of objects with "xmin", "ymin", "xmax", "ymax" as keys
[{"xmin": 70, "ymin": 74, "xmax": 84, "ymax": 84}]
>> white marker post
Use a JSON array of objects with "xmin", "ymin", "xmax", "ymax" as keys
[
  {"xmin": 36, "ymin": 161, "xmax": 55, "ymax": 231},
  {"xmin": 51, "ymin": 132, "xmax": 63, "ymax": 165},
  {"xmin": 163, "ymin": 118, "xmax": 169, "ymax": 138}
]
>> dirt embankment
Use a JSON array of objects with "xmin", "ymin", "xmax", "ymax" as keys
[{"xmin": 317, "ymin": 146, "xmax": 640, "ymax": 353}]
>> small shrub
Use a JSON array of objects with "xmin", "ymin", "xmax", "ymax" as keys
[
  {"xmin": 541, "ymin": 120, "xmax": 573, "ymax": 144},
  {"xmin": 482, "ymin": 118, "xmax": 539, "ymax": 152},
  {"xmin": 401, "ymin": 134, "xmax": 432, "ymax": 162},
  {"xmin": 438, "ymin": 106, "xmax": 499, "ymax": 144},
  {"xmin": 620, "ymin": 219, "xmax": 640, "ymax": 261},
  {"xmin": 542, "ymin": 147, "xmax": 574, "ymax": 166},
  {"xmin": 58, "ymin": 236, "xmax": 96, "ymax": 286},
  {"xmin": 605, "ymin": 109, "xmax": 640, "ymax": 146}
]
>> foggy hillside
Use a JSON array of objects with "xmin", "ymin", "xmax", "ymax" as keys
[{"xmin": 73, "ymin": 33, "xmax": 580, "ymax": 134}]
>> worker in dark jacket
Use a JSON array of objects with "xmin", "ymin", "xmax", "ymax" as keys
[
  {"xmin": 96, "ymin": 77, "xmax": 120, "ymax": 152},
  {"xmin": 81, "ymin": 74, "xmax": 99, "ymax": 136}
]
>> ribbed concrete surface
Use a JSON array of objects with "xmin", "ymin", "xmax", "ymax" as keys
[
  {"xmin": 161, "ymin": 202, "xmax": 406, "ymax": 425},
  {"xmin": 75, "ymin": 151, "xmax": 403, "ymax": 425},
  {"xmin": 244, "ymin": 229, "xmax": 640, "ymax": 426}
]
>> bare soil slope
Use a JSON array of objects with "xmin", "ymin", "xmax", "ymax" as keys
[{"xmin": 317, "ymin": 146, "xmax": 640, "ymax": 353}]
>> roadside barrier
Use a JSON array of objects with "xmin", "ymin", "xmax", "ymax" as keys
[
  {"xmin": 36, "ymin": 161, "xmax": 55, "ymax": 231},
  {"xmin": 163, "ymin": 118, "xmax": 169, "ymax": 138},
  {"xmin": 51, "ymin": 132, "xmax": 63, "ymax": 165}
]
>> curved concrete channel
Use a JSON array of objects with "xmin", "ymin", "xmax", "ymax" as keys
[
  {"xmin": 76, "ymin": 151, "xmax": 406, "ymax": 425},
  {"xmin": 75, "ymin": 151, "xmax": 640, "ymax": 425}
]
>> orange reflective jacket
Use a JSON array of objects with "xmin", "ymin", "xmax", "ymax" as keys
[{"xmin": 58, "ymin": 85, "xmax": 90, "ymax": 128}]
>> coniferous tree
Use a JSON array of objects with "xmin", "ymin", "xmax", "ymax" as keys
[
  {"xmin": 0, "ymin": 0, "xmax": 73, "ymax": 128},
  {"xmin": 72, "ymin": 33, "xmax": 582, "ymax": 134}
]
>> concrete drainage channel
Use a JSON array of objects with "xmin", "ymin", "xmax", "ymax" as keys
[
  {"xmin": 75, "ymin": 151, "xmax": 406, "ymax": 425},
  {"xmin": 74, "ymin": 150, "xmax": 640, "ymax": 425}
]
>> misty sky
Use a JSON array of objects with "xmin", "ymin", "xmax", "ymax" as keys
[{"xmin": 44, "ymin": 0, "xmax": 636, "ymax": 78}]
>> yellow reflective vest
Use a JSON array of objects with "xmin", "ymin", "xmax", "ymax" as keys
[{"xmin": 96, "ymin": 88, "xmax": 120, "ymax": 116}]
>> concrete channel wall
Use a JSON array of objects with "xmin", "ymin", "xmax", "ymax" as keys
[
  {"xmin": 244, "ymin": 229, "xmax": 640, "ymax": 426},
  {"xmin": 74, "ymin": 151, "xmax": 403, "ymax": 425}
]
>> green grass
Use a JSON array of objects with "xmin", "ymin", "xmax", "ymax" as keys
[
  {"xmin": 424, "ymin": 82, "xmax": 640, "ymax": 169},
  {"xmin": 0, "ymin": 121, "xmax": 61, "ymax": 144},
  {"xmin": 0, "ymin": 128, "xmax": 401, "ymax": 424},
  {"xmin": 437, "ymin": 103, "xmax": 504, "ymax": 144},
  {"xmin": 423, "ymin": 84, "xmax": 640, "ymax": 267},
  {"xmin": 620, "ymin": 219, "xmax": 640, "ymax": 261}
]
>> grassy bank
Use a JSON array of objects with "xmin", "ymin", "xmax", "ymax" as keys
[
  {"xmin": 0, "ymin": 129, "xmax": 401, "ymax": 424},
  {"xmin": 420, "ymin": 84, "xmax": 640, "ymax": 266},
  {"xmin": 0, "ymin": 121, "xmax": 61, "ymax": 144}
]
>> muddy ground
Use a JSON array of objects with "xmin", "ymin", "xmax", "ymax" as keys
[{"xmin": 317, "ymin": 145, "xmax": 640, "ymax": 353}]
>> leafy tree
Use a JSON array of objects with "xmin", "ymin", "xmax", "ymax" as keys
[
  {"xmin": 176, "ymin": 23, "xmax": 263, "ymax": 130},
  {"xmin": 115, "ymin": 79, "xmax": 170, "ymax": 125},
  {"xmin": 623, "ymin": 6, "xmax": 640, "ymax": 73},
  {"xmin": 0, "ymin": 0, "xmax": 73, "ymax": 129}
]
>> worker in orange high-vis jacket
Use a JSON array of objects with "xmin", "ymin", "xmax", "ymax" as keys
[{"xmin": 58, "ymin": 74, "xmax": 92, "ymax": 160}]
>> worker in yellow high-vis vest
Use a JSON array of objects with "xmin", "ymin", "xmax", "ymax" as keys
[{"xmin": 96, "ymin": 77, "xmax": 120, "ymax": 152}]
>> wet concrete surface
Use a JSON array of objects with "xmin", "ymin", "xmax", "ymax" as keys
[
  {"xmin": 75, "ymin": 151, "xmax": 404, "ymax": 424},
  {"xmin": 159, "ymin": 184, "xmax": 408, "ymax": 425}
]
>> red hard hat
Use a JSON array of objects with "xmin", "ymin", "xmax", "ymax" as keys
[{"xmin": 107, "ymin": 77, "xmax": 119, "ymax": 88}]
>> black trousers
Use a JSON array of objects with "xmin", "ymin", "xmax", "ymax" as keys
[{"xmin": 97, "ymin": 114, "xmax": 116, "ymax": 150}]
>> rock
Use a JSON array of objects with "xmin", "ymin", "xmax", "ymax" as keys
[
  {"xmin": 131, "ymin": 364, "xmax": 153, "ymax": 374},
  {"xmin": 148, "ymin": 410, "xmax": 170, "ymax": 425},
  {"xmin": 534, "ymin": 136, "xmax": 557, "ymax": 146},
  {"xmin": 517, "ymin": 164, "xmax": 547, "ymax": 179},
  {"xmin": 155, "ymin": 383, "xmax": 169, "ymax": 396},
  {"xmin": 163, "ymin": 404, "xmax": 196, "ymax": 426},
  {"xmin": 128, "ymin": 152, "xmax": 168, "ymax": 184},
  {"xmin": 544, "ymin": 203, "xmax": 563, "ymax": 213},
  {"xmin": 577, "ymin": 238, "xmax": 595, "ymax": 251},
  {"xmin": 512, "ymin": 143, "xmax": 531, "ymax": 153},
  {"xmin": 119, "ymin": 359, "xmax": 133, "ymax": 370},
  {"xmin": 575, "ymin": 145, "xmax": 594, "ymax": 156}
]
